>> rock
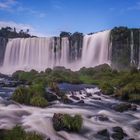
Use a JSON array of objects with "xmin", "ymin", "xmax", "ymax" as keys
[
  {"xmin": 97, "ymin": 115, "xmax": 109, "ymax": 121},
  {"xmin": 70, "ymin": 95, "xmax": 80, "ymax": 100},
  {"xmin": 111, "ymin": 126, "xmax": 127, "ymax": 140},
  {"xmin": 45, "ymin": 93, "xmax": 58, "ymax": 102},
  {"xmin": 77, "ymin": 100, "xmax": 84, "ymax": 104},
  {"xmin": 86, "ymin": 93, "xmax": 92, "ymax": 97},
  {"xmin": 113, "ymin": 103, "xmax": 137, "ymax": 112},
  {"xmin": 94, "ymin": 91, "xmax": 102, "ymax": 96},
  {"xmin": 111, "ymin": 132, "xmax": 123, "ymax": 140},
  {"xmin": 97, "ymin": 129, "xmax": 110, "ymax": 138},
  {"xmin": 62, "ymin": 96, "xmax": 73, "ymax": 104},
  {"xmin": 81, "ymin": 97, "xmax": 85, "ymax": 99},
  {"xmin": 112, "ymin": 126, "xmax": 124, "ymax": 133},
  {"xmin": 52, "ymin": 113, "xmax": 83, "ymax": 132},
  {"xmin": 92, "ymin": 97, "xmax": 101, "ymax": 100},
  {"xmin": 130, "ymin": 104, "xmax": 137, "ymax": 111}
]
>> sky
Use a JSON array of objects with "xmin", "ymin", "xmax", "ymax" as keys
[{"xmin": 0, "ymin": 0, "xmax": 140, "ymax": 36}]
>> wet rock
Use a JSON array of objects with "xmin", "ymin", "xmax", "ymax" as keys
[
  {"xmin": 70, "ymin": 95, "xmax": 80, "ymax": 100},
  {"xmin": 94, "ymin": 91, "xmax": 102, "ymax": 96},
  {"xmin": 111, "ymin": 132, "xmax": 123, "ymax": 140},
  {"xmin": 112, "ymin": 103, "xmax": 137, "ymax": 112},
  {"xmin": 97, "ymin": 129, "xmax": 110, "ymax": 139},
  {"xmin": 92, "ymin": 97, "xmax": 101, "ymax": 100},
  {"xmin": 62, "ymin": 96, "xmax": 73, "ymax": 104},
  {"xmin": 111, "ymin": 126, "xmax": 127, "ymax": 140},
  {"xmin": 112, "ymin": 126, "xmax": 123, "ymax": 133},
  {"xmin": 130, "ymin": 104, "xmax": 137, "ymax": 111},
  {"xmin": 45, "ymin": 93, "xmax": 58, "ymax": 102},
  {"xmin": 77, "ymin": 100, "xmax": 84, "ymax": 104},
  {"xmin": 128, "ymin": 139, "xmax": 135, "ymax": 140},
  {"xmin": 52, "ymin": 113, "xmax": 83, "ymax": 132},
  {"xmin": 86, "ymin": 93, "xmax": 92, "ymax": 97},
  {"xmin": 97, "ymin": 115, "xmax": 109, "ymax": 121},
  {"xmin": 81, "ymin": 97, "xmax": 85, "ymax": 99}
]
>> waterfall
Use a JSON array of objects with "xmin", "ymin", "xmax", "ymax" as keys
[
  {"xmin": 81, "ymin": 30, "xmax": 111, "ymax": 67},
  {"xmin": 130, "ymin": 30, "xmax": 134, "ymax": 65},
  {"xmin": 138, "ymin": 31, "xmax": 140, "ymax": 69},
  {"xmin": 0, "ymin": 30, "xmax": 111, "ymax": 74}
]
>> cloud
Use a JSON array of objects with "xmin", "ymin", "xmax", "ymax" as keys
[
  {"xmin": 51, "ymin": 0, "xmax": 63, "ymax": 10},
  {"xmin": 0, "ymin": 0, "xmax": 17, "ymax": 9},
  {"xmin": 127, "ymin": 2, "xmax": 140, "ymax": 11},
  {"xmin": 17, "ymin": 6, "xmax": 47, "ymax": 18},
  {"xmin": 0, "ymin": 20, "xmax": 47, "ymax": 37},
  {"xmin": 0, "ymin": 0, "xmax": 46, "ymax": 18}
]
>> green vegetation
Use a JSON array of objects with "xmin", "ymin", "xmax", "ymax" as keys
[
  {"xmin": 52, "ymin": 113, "xmax": 83, "ymax": 132},
  {"xmin": 12, "ymin": 85, "xmax": 48, "ymax": 107},
  {"xmin": 30, "ymin": 96, "xmax": 48, "ymax": 107},
  {"xmin": 0, "ymin": 27, "xmax": 34, "ymax": 38},
  {"xmin": 12, "ymin": 64, "xmax": 140, "ymax": 104},
  {"xmin": 0, "ymin": 126, "xmax": 43, "ymax": 140}
]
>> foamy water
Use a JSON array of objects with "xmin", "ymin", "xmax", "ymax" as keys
[{"xmin": 0, "ymin": 87, "xmax": 139, "ymax": 140}]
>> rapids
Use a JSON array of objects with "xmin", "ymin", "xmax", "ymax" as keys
[{"xmin": 0, "ymin": 86, "xmax": 139, "ymax": 140}]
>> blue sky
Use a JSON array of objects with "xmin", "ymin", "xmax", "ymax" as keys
[{"xmin": 0, "ymin": 0, "xmax": 140, "ymax": 36}]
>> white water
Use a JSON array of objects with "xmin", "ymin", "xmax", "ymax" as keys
[
  {"xmin": 0, "ymin": 87, "xmax": 139, "ymax": 140},
  {"xmin": 138, "ymin": 31, "xmax": 140, "ymax": 69},
  {"xmin": 81, "ymin": 30, "xmax": 111, "ymax": 67},
  {"xmin": 130, "ymin": 31, "xmax": 134, "ymax": 65},
  {"xmin": 0, "ymin": 30, "xmax": 111, "ymax": 74}
]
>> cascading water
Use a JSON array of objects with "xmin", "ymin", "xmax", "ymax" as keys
[
  {"xmin": 138, "ymin": 31, "xmax": 140, "ymax": 69},
  {"xmin": 81, "ymin": 30, "xmax": 111, "ymax": 68},
  {"xmin": 130, "ymin": 30, "xmax": 134, "ymax": 65},
  {"xmin": 0, "ymin": 30, "xmax": 111, "ymax": 74}
]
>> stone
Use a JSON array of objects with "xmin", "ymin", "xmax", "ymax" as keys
[
  {"xmin": 113, "ymin": 103, "xmax": 137, "ymax": 112},
  {"xmin": 97, "ymin": 115, "xmax": 109, "ymax": 121},
  {"xmin": 77, "ymin": 100, "xmax": 84, "ymax": 104},
  {"xmin": 92, "ymin": 97, "xmax": 101, "ymax": 100},
  {"xmin": 70, "ymin": 95, "xmax": 80, "ymax": 100},
  {"xmin": 111, "ymin": 126, "xmax": 127, "ymax": 140},
  {"xmin": 86, "ymin": 93, "xmax": 92, "ymax": 97},
  {"xmin": 97, "ymin": 129, "xmax": 110, "ymax": 138}
]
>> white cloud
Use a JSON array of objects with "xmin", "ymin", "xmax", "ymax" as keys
[
  {"xmin": 0, "ymin": 0, "xmax": 17, "ymax": 9},
  {"xmin": 16, "ymin": 6, "xmax": 47, "ymax": 18},
  {"xmin": 0, "ymin": 20, "xmax": 47, "ymax": 37},
  {"xmin": 0, "ymin": 0, "xmax": 46, "ymax": 18},
  {"xmin": 127, "ymin": 2, "xmax": 140, "ymax": 11}
]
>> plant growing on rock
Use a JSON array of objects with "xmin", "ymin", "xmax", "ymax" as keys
[
  {"xmin": 52, "ymin": 113, "xmax": 83, "ymax": 132},
  {"xmin": 30, "ymin": 96, "xmax": 48, "ymax": 107}
]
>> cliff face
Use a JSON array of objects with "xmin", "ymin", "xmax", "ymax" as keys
[
  {"xmin": 111, "ymin": 27, "xmax": 140, "ymax": 70},
  {"xmin": 0, "ymin": 37, "xmax": 8, "ymax": 65}
]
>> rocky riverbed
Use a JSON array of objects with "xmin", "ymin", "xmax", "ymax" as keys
[{"xmin": 0, "ymin": 82, "xmax": 139, "ymax": 140}]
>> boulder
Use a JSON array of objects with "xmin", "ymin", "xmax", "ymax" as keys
[
  {"xmin": 111, "ymin": 126, "xmax": 127, "ymax": 140},
  {"xmin": 112, "ymin": 103, "xmax": 137, "ymax": 112},
  {"xmin": 97, "ymin": 129, "xmax": 110, "ymax": 139}
]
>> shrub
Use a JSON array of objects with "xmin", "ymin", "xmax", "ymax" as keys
[
  {"xmin": 25, "ymin": 132, "xmax": 43, "ymax": 140},
  {"xmin": 52, "ymin": 113, "xmax": 83, "ymax": 132},
  {"xmin": 29, "ymin": 84, "xmax": 46, "ymax": 97},
  {"xmin": 30, "ymin": 96, "xmax": 48, "ymax": 107},
  {"xmin": 116, "ymin": 82, "xmax": 140, "ymax": 101},
  {"xmin": 100, "ymin": 82, "xmax": 114, "ymax": 95},
  {"xmin": 2, "ymin": 126, "xmax": 43, "ymax": 140},
  {"xmin": 12, "ymin": 86, "xmax": 30, "ymax": 104}
]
